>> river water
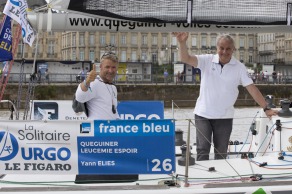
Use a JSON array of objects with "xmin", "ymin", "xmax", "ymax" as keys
[{"xmin": 0, "ymin": 107, "xmax": 260, "ymax": 145}]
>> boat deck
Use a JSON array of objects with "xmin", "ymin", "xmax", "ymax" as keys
[{"xmin": 1, "ymin": 156, "xmax": 292, "ymax": 193}]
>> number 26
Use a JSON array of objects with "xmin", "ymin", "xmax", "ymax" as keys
[{"xmin": 151, "ymin": 159, "xmax": 172, "ymax": 171}]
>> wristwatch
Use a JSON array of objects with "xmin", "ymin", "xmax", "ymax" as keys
[
  {"xmin": 263, "ymin": 106, "xmax": 271, "ymax": 112},
  {"xmin": 83, "ymin": 80, "xmax": 90, "ymax": 89}
]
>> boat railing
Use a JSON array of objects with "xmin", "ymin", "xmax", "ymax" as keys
[{"xmin": 5, "ymin": 73, "xmax": 292, "ymax": 85}]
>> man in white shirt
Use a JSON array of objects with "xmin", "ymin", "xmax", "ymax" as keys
[
  {"xmin": 74, "ymin": 52, "xmax": 138, "ymax": 183},
  {"xmin": 75, "ymin": 53, "xmax": 119, "ymax": 120},
  {"xmin": 78, "ymin": 68, "xmax": 87, "ymax": 82},
  {"xmin": 173, "ymin": 32, "xmax": 278, "ymax": 161}
]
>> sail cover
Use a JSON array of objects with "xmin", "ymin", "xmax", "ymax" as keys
[
  {"xmin": 15, "ymin": 0, "xmax": 292, "ymax": 32},
  {"xmin": 51, "ymin": 0, "xmax": 292, "ymax": 25}
]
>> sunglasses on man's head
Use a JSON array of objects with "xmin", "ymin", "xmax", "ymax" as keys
[{"xmin": 102, "ymin": 52, "xmax": 118, "ymax": 60}]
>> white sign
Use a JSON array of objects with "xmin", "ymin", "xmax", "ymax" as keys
[
  {"xmin": 31, "ymin": 100, "xmax": 87, "ymax": 121},
  {"xmin": 0, "ymin": 119, "xmax": 175, "ymax": 174}
]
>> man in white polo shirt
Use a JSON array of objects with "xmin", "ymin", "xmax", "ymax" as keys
[
  {"xmin": 173, "ymin": 32, "xmax": 278, "ymax": 161},
  {"xmin": 74, "ymin": 52, "xmax": 138, "ymax": 183}
]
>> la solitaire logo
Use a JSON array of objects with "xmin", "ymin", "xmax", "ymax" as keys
[{"xmin": 0, "ymin": 131, "xmax": 19, "ymax": 161}]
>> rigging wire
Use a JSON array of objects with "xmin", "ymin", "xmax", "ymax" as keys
[
  {"xmin": 255, "ymin": 123, "xmax": 276, "ymax": 157},
  {"xmin": 15, "ymin": 46, "xmax": 25, "ymax": 120},
  {"xmin": 261, "ymin": 128, "xmax": 276, "ymax": 156},
  {"xmin": 23, "ymin": 33, "xmax": 40, "ymax": 120},
  {"xmin": 235, "ymin": 110, "xmax": 259, "ymax": 158},
  {"xmin": 171, "ymin": 100, "xmax": 264, "ymax": 182},
  {"xmin": 188, "ymin": 119, "xmax": 245, "ymax": 182}
]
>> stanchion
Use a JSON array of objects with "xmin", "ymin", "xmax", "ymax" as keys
[{"xmin": 184, "ymin": 119, "xmax": 192, "ymax": 187}]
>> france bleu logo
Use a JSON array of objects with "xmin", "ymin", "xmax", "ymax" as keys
[{"xmin": 80, "ymin": 123, "xmax": 91, "ymax": 133}]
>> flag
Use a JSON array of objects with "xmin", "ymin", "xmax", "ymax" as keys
[
  {"xmin": 0, "ymin": 15, "xmax": 13, "ymax": 62},
  {"xmin": 3, "ymin": 0, "xmax": 36, "ymax": 47},
  {"xmin": 2, "ymin": 61, "xmax": 9, "ymax": 76}
]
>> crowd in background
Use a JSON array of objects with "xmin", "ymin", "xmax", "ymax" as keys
[{"xmin": 250, "ymin": 71, "xmax": 284, "ymax": 84}]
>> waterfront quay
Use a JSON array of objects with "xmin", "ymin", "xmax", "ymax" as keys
[{"xmin": 2, "ymin": 83, "xmax": 292, "ymax": 108}]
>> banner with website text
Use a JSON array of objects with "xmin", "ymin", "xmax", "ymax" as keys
[
  {"xmin": 28, "ymin": 13, "xmax": 292, "ymax": 33},
  {"xmin": 0, "ymin": 119, "xmax": 175, "ymax": 174}
]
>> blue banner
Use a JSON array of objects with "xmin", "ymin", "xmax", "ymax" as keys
[
  {"xmin": 117, "ymin": 101, "xmax": 164, "ymax": 120},
  {"xmin": 0, "ymin": 15, "xmax": 12, "ymax": 62},
  {"xmin": 77, "ymin": 119, "xmax": 175, "ymax": 174}
]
